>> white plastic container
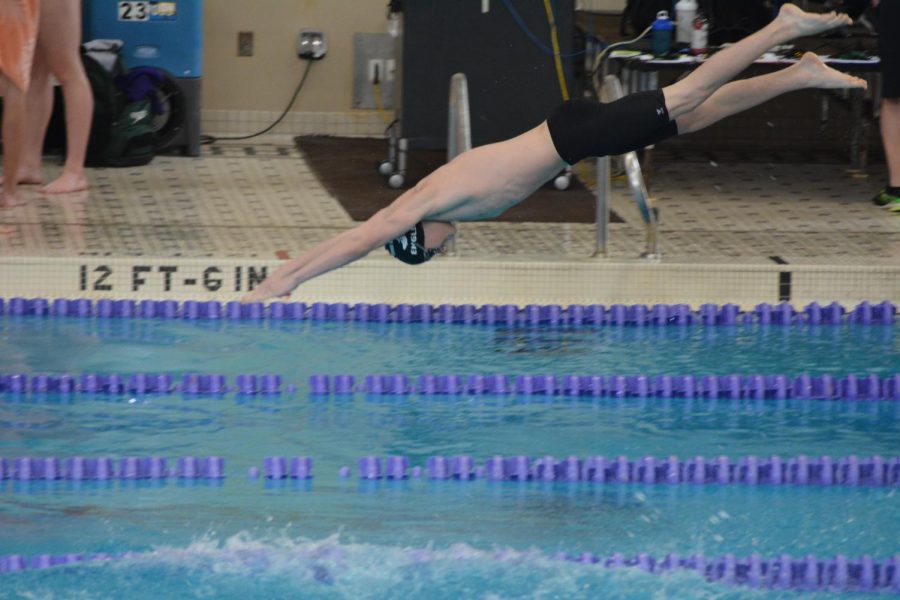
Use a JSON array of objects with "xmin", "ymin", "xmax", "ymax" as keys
[
  {"xmin": 675, "ymin": 0, "xmax": 697, "ymax": 44},
  {"xmin": 691, "ymin": 12, "xmax": 709, "ymax": 56}
]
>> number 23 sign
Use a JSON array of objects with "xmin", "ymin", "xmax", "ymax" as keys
[{"xmin": 117, "ymin": 1, "xmax": 149, "ymax": 21}]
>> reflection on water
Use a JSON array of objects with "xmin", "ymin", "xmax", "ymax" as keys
[{"xmin": 1, "ymin": 318, "xmax": 897, "ymax": 379}]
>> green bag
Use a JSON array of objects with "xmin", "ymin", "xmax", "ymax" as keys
[
  {"xmin": 82, "ymin": 46, "xmax": 156, "ymax": 167},
  {"xmin": 102, "ymin": 97, "xmax": 156, "ymax": 167}
]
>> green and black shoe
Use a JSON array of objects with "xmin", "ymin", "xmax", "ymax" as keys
[{"xmin": 872, "ymin": 188, "xmax": 900, "ymax": 212}]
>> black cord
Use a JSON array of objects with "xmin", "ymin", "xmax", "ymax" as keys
[{"xmin": 200, "ymin": 59, "xmax": 314, "ymax": 145}]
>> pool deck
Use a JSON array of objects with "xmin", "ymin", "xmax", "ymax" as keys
[{"xmin": 1, "ymin": 139, "xmax": 898, "ymax": 308}]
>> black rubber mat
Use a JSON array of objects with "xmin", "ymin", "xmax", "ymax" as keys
[{"xmin": 295, "ymin": 136, "xmax": 623, "ymax": 224}]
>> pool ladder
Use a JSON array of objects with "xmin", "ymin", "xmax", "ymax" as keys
[{"xmin": 594, "ymin": 74, "xmax": 660, "ymax": 260}]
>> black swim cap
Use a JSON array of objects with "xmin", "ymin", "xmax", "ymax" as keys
[{"xmin": 384, "ymin": 222, "xmax": 436, "ymax": 265}]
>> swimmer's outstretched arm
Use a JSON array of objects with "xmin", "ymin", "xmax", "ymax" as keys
[{"xmin": 241, "ymin": 193, "xmax": 430, "ymax": 303}]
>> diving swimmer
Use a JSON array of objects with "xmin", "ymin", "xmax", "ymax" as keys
[{"xmin": 242, "ymin": 4, "xmax": 864, "ymax": 303}]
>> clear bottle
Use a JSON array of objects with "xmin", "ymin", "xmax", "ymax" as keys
[{"xmin": 690, "ymin": 11, "xmax": 709, "ymax": 56}]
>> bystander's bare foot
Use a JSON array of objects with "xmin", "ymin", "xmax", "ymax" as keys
[
  {"xmin": 0, "ymin": 168, "xmax": 43, "ymax": 187},
  {"xmin": 0, "ymin": 190, "xmax": 28, "ymax": 209},
  {"xmin": 40, "ymin": 171, "xmax": 89, "ymax": 194}
]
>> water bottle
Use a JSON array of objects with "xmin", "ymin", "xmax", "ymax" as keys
[
  {"xmin": 690, "ymin": 11, "xmax": 709, "ymax": 56},
  {"xmin": 675, "ymin": 0, "xmax": 697, "ymax": 45},
  {"xmin": 651, "ymin": 11, "xmax": 674, "ymax": 57}
]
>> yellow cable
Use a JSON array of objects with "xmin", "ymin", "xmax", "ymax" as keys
[
  {"xmin": 543, "ymin": 0, "xmax": 569, "ymax": 101},
  {"xmin": 372, "ymin": 81, "xmax": 394, "ymax": 125}
]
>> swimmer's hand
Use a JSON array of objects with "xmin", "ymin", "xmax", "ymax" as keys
[{"xmin": 240, "ymin": 277, "xmax": 293, "ymax": 303}]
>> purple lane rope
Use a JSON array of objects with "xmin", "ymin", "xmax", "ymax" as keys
[
  {"xmin": 4, "ymin": 371, "xmax": 895, "ymax": 400},
  {"xmin": 251, "ymin": 457, "xmax": 314, "ymax": 479},
  {"xmin": 345, "ymin": 454, "xmax": 899, "ymax": 487},
  {"xmin": 0, "ymin": 457, "xmax": 224, "ymax": 480},
  {"xmin": 0, "ymin": 297, "xmax": 894, "ymax": 326},
  {"xmin": 1, "ymin": 550, "xmax": 897, "ymax": 592},
  {"xmin": 0, "ymin": 373, "xmax": 291, "ymax": 395},
  {"xmin": 309, "ymin": 373, "xmax": 900, "ymax": 401}
]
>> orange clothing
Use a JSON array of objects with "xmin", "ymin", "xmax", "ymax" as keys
[{"xmin": 0, "ymin": 0, "xmax": 40, "ymax": 91}]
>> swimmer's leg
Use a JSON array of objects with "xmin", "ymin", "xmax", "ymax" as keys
[
  {"xmin": 663, "ymin": 4, "xmax": 851, "ymax": 120},
  {"xmin": 676, "ymin": 52, "xmax": 866, "ymax": 134}
]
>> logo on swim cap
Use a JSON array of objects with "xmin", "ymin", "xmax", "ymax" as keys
[{"xmin": 385, "ymin": 222, "xmax": 436, "ymax": 265}]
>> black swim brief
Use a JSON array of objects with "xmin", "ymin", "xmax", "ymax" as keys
[{"xmin": 546, "ymin": 89, "xmax": 679, "ymax": 165}]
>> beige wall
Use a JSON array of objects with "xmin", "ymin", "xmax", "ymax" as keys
[{"xmin": 203, "ymin": 0, "xmax": 388, "ymax": 112}]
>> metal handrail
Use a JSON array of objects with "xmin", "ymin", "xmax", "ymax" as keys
[
  {"xmin": 444, "ymin": 73, "xmax": 472, "ymax": 256},
  {"xmin": 448, "ymin": 73, "xmax": 472, "ymax": 161},
  {"xmin": 598, "ymin": 74, "xmax": 661, "ymax": 260},
  {"xmin": 592, "ymin": 154, "xmax": 611, "ymax": 257}
]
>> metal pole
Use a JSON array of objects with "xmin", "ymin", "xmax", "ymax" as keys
[
  {"xmin": 444, "ymin": 73, "xmax": 471, "ymax": 256},
  {"xmin": 447, "ymin": 73, "xmax": 472, "ymax": 162},
  {"xmin": 601, "ymin": 74, "xmax": 662, "ymax": 261},
  {"xmin": 593, "ymin": 156, "xmax": 610, "ymax": 257}
]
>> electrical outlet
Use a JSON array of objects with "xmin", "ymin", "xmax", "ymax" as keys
[
  {"xmin": 238, "ymin": 31, "xmax": 253, "ymax": 57},
  {"xmin": 297, "ymin": 29, "xmax": 327, "ymax": 60},
  {"xmin": 385, "ymin": 59, "xmax": 396, "ymax": 82},
  {"xmin": 367, "ymin": 59, "xmax": 384, "ymax": 83}
]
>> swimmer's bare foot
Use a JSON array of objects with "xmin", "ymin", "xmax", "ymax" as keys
[
  {"xmin": 40, "ymin": 171, "xmax": 89, "ymax": 194},
  {"xmin": 796, "ymin": 52, "xmax": 867, "ymax": 89},
  {"xmin": 776, "ymin": 4, "xmax": 852, "ymax": 39}
]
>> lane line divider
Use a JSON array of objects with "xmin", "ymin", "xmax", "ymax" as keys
[
  {"xmin": 0, "ymin": 550, "xmax": 897, "ymax": 592},
  {"xmin": 2, "ymin": 372, "xmax": 897, "ymax": 400},
  {"xmin": 342, "ymin": 454, "xmax": 899, "ymax": 487},
  {"xmin": 310, "ymin": 374, "xmax": 900, "ymax": 401},
  {"xmin": 0, "ymin": 298, "xmax": 894, "ymax": 326},
  {"xmin": 0, "ymin": 456, "xmax": 224, "ymax": 480}
]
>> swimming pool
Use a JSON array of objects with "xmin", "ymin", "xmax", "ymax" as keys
[{"xmin": 0, "ymin": 299, "xmax": 898, "ymax": 598}]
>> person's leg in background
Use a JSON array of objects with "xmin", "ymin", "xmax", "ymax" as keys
[
  {"xmin": 15, "ymin": 48, "xmax": 54, "ymax": 185},
  {"xmin": 872, "ymin": 0, "xmax": 900, "ymax": 211},
  {"xmin": 36, "ymin": 0, "xmax": 92, "ymax": 194},
  {"xmin": 0, "ymin": 0, "xmax": 40, "ymax": 201},
  {"xmin": 878, "ymin": 98, "xmax": 900, "ymax": 209},
  {"xmin": 1, "ymin": 74, "xmax": 29, "ymax": 207}
]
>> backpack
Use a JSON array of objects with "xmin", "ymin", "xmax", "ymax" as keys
[{"xmin": 82, "ymin": 40, "xmax": 156, "ymax": 167}]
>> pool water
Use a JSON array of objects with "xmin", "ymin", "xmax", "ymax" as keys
[{"xmin": 0, "ymin": 316, "xmax": 898, "ymax": 599}]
